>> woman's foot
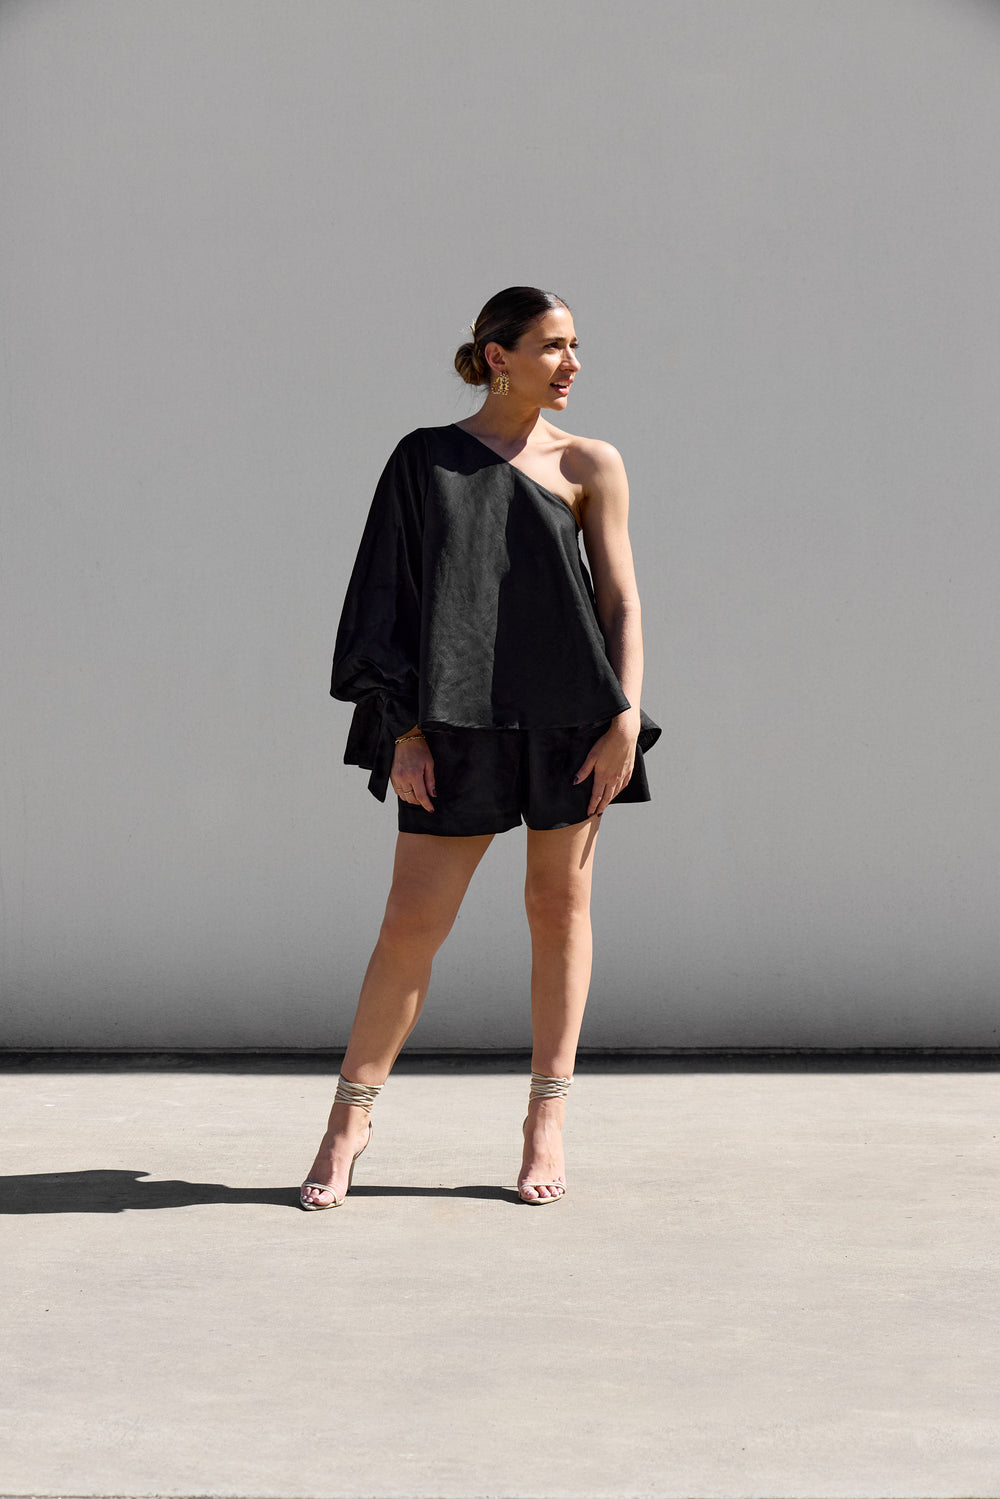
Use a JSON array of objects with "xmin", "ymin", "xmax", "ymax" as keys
[
  {"xmin": 517, "ymin": 1096, "xmax": 567, "ymax": 1204},
  {"xmin": 300, "ymin": 1104, "xmax": 372, "ymax": 1209}
]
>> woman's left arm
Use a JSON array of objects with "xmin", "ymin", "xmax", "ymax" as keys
[{"xmin": 574, "ymin": 441, "xmax": 645, "ymax": 816}]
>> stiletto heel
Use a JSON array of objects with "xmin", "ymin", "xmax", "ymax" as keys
[
  {"xmin": 517, "ymin": 1072, "xmax": 571, "ymax": 1205},
  {"xmin": 300, "ymin": 1075, "xmax": 383, "ymax": 1210},
  {"xmin": 300, "ymin": 1120, "xmax": 372, "ymax": 1210}
]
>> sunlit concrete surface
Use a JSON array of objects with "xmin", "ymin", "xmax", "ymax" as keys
[{"xmin": 2, "ymin": 1057, "xmax": 999, "ymax": 1499}]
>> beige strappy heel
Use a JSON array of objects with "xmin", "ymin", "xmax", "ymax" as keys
[
  {"xmin": 300, "ymin": 1075, "xmax": 383, "ymax": 1210},
  {"xmin": 518, "ymin": 1072, "xmax": 571, "ymax": 1205}
]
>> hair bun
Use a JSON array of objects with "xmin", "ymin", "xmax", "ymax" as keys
[{"xmin": 454, "ymin": 339, "xmax": 488, "ymax": 386}]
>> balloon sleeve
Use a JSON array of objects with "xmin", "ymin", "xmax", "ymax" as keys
[{"xmin": 331, "ymin": 432, "xmax": 427, "ymax": 801}]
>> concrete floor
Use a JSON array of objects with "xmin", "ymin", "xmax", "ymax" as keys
[{"xmin": 2, "ymin": 1057, "xmax": 999, "ymax": 1499}]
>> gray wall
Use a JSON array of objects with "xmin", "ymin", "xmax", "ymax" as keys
[{"xmin": 2, "ymin": 0, "xmax": 999, "ymax": 1049}]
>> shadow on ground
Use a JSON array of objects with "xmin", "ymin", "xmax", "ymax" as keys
[{"xmin": 0, "ymin": 1171, "xmax": 515, "ymax": 1214}]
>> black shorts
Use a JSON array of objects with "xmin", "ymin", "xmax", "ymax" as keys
[{"xmin": 397, "ymin": 723, "xmax": 652, "ymax": 837}]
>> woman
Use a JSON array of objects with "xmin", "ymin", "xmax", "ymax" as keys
[{"xmin": 301, "ymin": 286, "xmax": 659, "ymax": 1209}]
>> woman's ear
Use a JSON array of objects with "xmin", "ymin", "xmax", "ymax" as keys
[{"xmin": 483, "ymin": 341, "xmax": 508, "ymax": 375}]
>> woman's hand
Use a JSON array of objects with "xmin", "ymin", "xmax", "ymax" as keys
[
  {"xmin": 573, "ymin": 712, "xmax": 639, "ymax": 817},
  {"xmin": 390, "ymin": 731, "xmax": 436, "ymax": 812}
]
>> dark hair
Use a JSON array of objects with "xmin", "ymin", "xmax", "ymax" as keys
[{"xmin": 454, "ymin": 286, "xmax": 570, "ymax": 386}]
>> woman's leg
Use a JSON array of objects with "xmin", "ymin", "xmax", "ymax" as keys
[
  {"xmin": 519, "ymin": 815, "xmax": 601, "ymax": 1200},
  {"xmin": 301, "ymin": 830, "xmax": 493, "ymax": 1205}
]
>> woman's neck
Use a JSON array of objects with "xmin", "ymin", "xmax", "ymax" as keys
[{"xmin": 460, "ymin": 398, "xmax": 548, "ymax": 452}]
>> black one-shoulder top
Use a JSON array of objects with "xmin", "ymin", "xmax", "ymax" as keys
[{"xmin": 332, "ymin": 423, "xmax": 660, "ymax": 800}]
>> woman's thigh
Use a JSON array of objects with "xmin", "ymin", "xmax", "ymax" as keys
[
  {"xmin": 524, "ymin": 817, "xmax": 601, "ymax": 916},
  {"xmin": 381, "ymin": 830, "xmax": 494, "ymax": 941}
]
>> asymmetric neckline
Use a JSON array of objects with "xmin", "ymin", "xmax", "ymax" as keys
[{"xmin": 449, "ymin": 423, "xmax": 581, "ymax": 527}]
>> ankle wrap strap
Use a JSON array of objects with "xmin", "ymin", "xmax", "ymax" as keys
[
  {"xmin": 334, "ymin": 1074, "xmax": 384, "ymax": 1111},
  {"xmin": 529, "ymin": 1071, "xmax": 572, "ymax": 1102}
]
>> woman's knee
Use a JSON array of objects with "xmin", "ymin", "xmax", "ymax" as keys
[
  {"xmin": 378, "ymin": 888, "xmax": 457, "ymax": 956},
  {"xmin": 524, "ymin": 878, "xmax": 592, "ymax": 941}
]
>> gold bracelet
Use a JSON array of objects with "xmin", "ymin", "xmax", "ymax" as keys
[{"xmin": 394, "ymin": 730, "xmax": 425, "ymax": 744}]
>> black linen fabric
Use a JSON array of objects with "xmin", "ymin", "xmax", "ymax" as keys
[
  {"xmin": 396, "ymin": 724, "xmax": 654, "ymax": 837},
  {"xmin": 331, "ymin": 424, "xmax": 660, "ymax": 802}
]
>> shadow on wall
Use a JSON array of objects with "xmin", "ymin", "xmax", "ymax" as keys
[{"xmin": 0, "ymin": 1169, "xmax": 515, "ymax": 1213}]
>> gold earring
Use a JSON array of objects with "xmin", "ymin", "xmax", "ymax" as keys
[{"xmin": 491, "ymin": 370, "xmax": 509, "ymax": 397}]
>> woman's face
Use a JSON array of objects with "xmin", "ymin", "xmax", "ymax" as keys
[{"xmin": 491, "ymin": 306, "xmax": 581, "ymax": 410}]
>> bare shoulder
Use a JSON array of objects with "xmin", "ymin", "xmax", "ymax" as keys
[
  {"xmin": 552, "ymin": 432, "xmax": 628, "ymax": 514},
  {"xmin": 560, "ymin": 434, "xmax": 629, "ymax": 521}
]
